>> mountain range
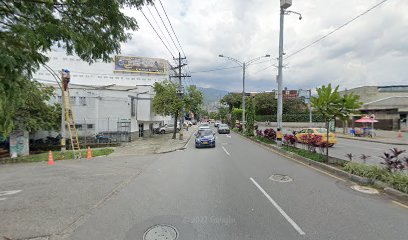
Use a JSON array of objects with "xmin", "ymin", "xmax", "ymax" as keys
[{"xmin": 198, "ymin": 87, "xmax": 229, "ymax": 105}]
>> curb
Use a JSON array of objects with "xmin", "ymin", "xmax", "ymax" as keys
[
  {"xmin": 337, "ymin": 135, "xmax": 408, "ymax": 146},
  {"xmin": 155, "ymin": 130, "xmax": 194, "ymax": 154},
  {"xmin": 233, "ymin": 132, "xmax": 408, "ymax": 203}
]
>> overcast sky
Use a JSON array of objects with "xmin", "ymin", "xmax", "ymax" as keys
[{"xmin": 121, "ymin": 0, "xmax": 408, "ymax": 92}]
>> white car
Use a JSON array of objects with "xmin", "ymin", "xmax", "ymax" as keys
[{"xmin": 159, "ymin": 123, "xmax": 180, "ymax": 134}]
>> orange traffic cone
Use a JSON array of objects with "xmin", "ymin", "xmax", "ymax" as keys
[
  {"xmin": 87, "ymin": 146, "xmax": 92, "ymax": 160},
  {"xmin": 397, "ymin": 131, "xmax": 403, "ymax": 139},
  {"xmin": 48, "ymin": 151, "xmax": 55, "ymax": 165}
]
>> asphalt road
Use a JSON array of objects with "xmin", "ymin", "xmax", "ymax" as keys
[
  {"xmin": 1, "ymin": 130, "xmax": 408, "ymax": 240},
  {"xmin": 67, "ymin": 129, "xmax": 408, "ymax": 240},
  {"xmin": 330, "ymin": 138, "xmax": 408, "ymax": 165}
]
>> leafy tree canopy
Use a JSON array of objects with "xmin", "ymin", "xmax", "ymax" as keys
[
  {"xmin": 0, "ymin": 0, "xmax": 151, "ymax": 136},
  {"xmin": 221, "ymin": 92, "xmax": 242, "ymax": 111},
  {"xmin": 184, "ymin": 85, "xmax": 203, "ymax": 115},
  {"xmin": 152, "ymin": 81, "xmax": 183, "ymax": 116}
]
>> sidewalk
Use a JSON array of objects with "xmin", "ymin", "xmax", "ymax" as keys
[
  {"xmin": 335, "ymin": 128, "xmax": 408, "ymax": 145},
  {"xmin": 112, "ymin": 126, "xmax": 196, "ymax": 156}
]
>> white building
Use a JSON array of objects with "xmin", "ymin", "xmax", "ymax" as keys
[{"xmin": 33, "ymin": 51, "xmax": 174, "ymax": 140}]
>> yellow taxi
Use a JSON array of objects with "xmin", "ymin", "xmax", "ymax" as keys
[{"xmin": 294, "ymin": 128, "xmax": 338, "ymax": 147}]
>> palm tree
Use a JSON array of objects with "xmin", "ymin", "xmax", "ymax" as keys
[
  {"xmin": 310, "ymin": 84, "xmax": 342, "ymax": 161},
  {"xmin": 311, "ymin": 84, "xmax": 363, "ymax": 162},
  {"xmin": 337, "ymin": 93, "xmax": 362, "ymax": 134}
]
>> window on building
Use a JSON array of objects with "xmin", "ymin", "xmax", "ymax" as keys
[
  {"xmin": 75, "ymin": 124, "xmax": 82, "ymax": 130},
  {"xmin": 63, "ymin": 58, "xmax": 68, "ymax": 60},
  {"xmin": 98, "ymin": 76, "xmax": 102, "ymax": 78},
  {"xmin": 79, "ymin": 97, "xmax": 86, "ymax": 105},
  {"xmin": 57, "ymin": 96, "xmax": 62, "ymax": 103},
  {"xmin": 70, "ymin": 96, "xmax": 76, "ymax": 104},
  {"xmin": 87, "ymin": 124, "xmax": 94, "ymax": 129}
]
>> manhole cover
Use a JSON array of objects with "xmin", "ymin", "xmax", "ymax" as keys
[
  {"xmin": 143, "ymin": 224, "xmax": 178, "ymax": 240},
  {"xmin": 350, "ymin": 185, "xmax": 379, "ymax": 194},
  {"xmin": 269, "ymin": 174, "xmax": 293, "ymax": 183}
]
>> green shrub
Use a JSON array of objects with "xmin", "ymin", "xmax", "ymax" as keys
[
  {"xmin": 343, "ymin": 162, "xmax": 408, "ymax": 194},
  {"xmin": 386, "ymin": 173, "xmax": 408, "ymax": 194},
  {"xmin": 283, "ymin": 146, "xmax": 326, "ymax": 162},
  {"xmin": 255, "ymin": 136, "xmax": 276, "ymax": 145},
  {"xmin": 343, "ymin": 162, "xmax": 390, "ymax": 181}
]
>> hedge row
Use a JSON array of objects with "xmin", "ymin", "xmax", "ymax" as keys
[{"xmin": 255, "ymin": 114, "xmax": 325, "ymax": 122}]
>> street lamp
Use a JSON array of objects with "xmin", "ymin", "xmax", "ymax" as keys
[
  {"xmin": 219, "ymin": 54, "xmax": 270, "ymax": 130},
  {"xmin": 276, "ymin": 0, "xmax": 302, "ymax": 146}
]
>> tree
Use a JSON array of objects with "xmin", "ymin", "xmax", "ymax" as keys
[
  {"xmin": 245, "ymin": 97, "xmax": 255, "ymax": 136},
  {"xmin": 184, "ymin": 85, "xmax": 203, "ymax": 117},
  {"xmin": 253, "ymin": 92, "xmax": 276, "ymax": 115},
  {"xmin": 152, "ymin": 81, "xmax": 183, "ymax": 139},
  {"xmin": 338, "ymin": 93, "xmax": 362, "ymax": 134},
  {"xmin": 0, "ymin": 0, "xmax": 151, "ymax": 137},
  {"xmin": 311, "ymin": 84, "xmax": 342, "ymax": 161},
  {"xmin": 221, "ymin": 93, "xmax": 242, "ymax": 112}
]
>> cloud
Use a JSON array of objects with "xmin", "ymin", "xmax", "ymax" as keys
[{"xmin": 120, "ymin": 0, "xmax": 408, "ymax": 92}]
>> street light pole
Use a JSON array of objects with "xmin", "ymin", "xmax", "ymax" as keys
[
  {"xmin": 219, "ymin": 54, "xmax": 270, "ymax": 131},
  {"xmin": 277, "ymin": 7, "xmax": 285, "ymax": 146},
  {"xmin": 242, "ymin": 62, "xmax": 246, "ymax": 128},
  {"xmin": 276, "ymin": 0, "xmax": 302, "ymax": 146}
]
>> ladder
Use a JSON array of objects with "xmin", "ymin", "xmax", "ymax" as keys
[{"xmin": 62, "ymin": 89, "xmax": 81, "ymax": 158}]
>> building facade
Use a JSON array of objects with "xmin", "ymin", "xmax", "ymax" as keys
[
  {"xmin": 339, "ymin": 86, "xmax": 408, "ymax": 131},
  {"xmin": 32, "ymin": 51, "xmax": 174, "ymax": 140}
]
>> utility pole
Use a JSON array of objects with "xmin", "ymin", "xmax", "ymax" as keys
[
  {"xmin": 308, "ymin": 89, "xmax": 312, "ymax": 128},
  {"xmin": 242, "ymin": 62, "xmax": 246, "ymax": 128},
  {"xmin": 60, "ymin": 70, "xmax": 66, "ymax": 152},
  {"xmin": 171, "ymin": 52, "xmax": 190, "ymax": 140},
  {"xmin": 277, "ymin": 6, "xmax": 285, "ymax": 146},
  {"xmin": 276, "ymin": 0, "xmax": 302, "ymax": 146}
]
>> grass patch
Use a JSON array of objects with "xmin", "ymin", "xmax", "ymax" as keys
[
  {"xmin": 282, "ymin": 146, "xmax": 326, "ymax": 163},
  {"xmin": 255, "ymin": 136, "xmax": 276, "ymax": 145},
  {"xmin": 1, "ymin": 148, "xmax": 114, "ymax": 164},
  {"xmin": 343, "ymin": 162, "xmax": 408, "ymax": 194}
]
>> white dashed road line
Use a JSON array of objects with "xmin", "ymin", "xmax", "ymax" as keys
[
  {"xmin": 250, "ymin": 178, "xmax": 305, "ymax": 235},
  {"xmin": 222, "ymin": 146, "xmax": 231, "ymax": 156},
  {"xmin": 0, "ymin": 190, "xmax": 22, "ymax": 197}
]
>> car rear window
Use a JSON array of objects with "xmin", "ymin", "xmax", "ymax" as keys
[{"xmin": 200, "ymin": 130, "xmax": 213, "ymax": 136}]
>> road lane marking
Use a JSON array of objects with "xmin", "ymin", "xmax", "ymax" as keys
[
  {"xmin": 252, "ymin": 140, "xmax": 346, "ymax": 182},
  {"xmin": 250, "ymin": 177, "xmax": 305, "ymax": 235},
  {"xmin": 0, "ymin": 198, "xmax": 6, "ymax": 201},
  {"xmin": 226, "ymin": 134, "xmax": 231, "ymax": 138},
  {"xmin": 222, "ymin": 146, "xmax": 231, "ymax": 156},
  {"xmin": 392, "ymin": 200, "xmax": 408, "ymax": 210},
  {"xmin": 0, "ymin": 190, "xmax": 22, "ymax": 197}
]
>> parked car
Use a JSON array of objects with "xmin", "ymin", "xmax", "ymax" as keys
[
  {"xmin": 294, "ymin": 128, "xmax": 338, "ymax": 147},
  {"xmin": 159, "ymin": 123, "xmax": 180, "ymax": 134},
  {"xmin": 195, "ymin": 129, "xmax": 216, "ymax": 148},
  {"xmin": 214, "ymin": 121, "xmax": 221, "ymax": 127},
  {"xmin": 217, "ymin": 124, "xmax": 230, "ymax": 134}
]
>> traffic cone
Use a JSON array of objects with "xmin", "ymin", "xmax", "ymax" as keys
[
  {"xmin": 397, "ymin": 131, "xmax": 403, "ymax": 139},
  {"xmin": 48, "ymin": 151, "xmax": 55, "ymax": 165},
  {"xmin": 87, "ymin": 146, "xmax": 92, "ymax": 160}
]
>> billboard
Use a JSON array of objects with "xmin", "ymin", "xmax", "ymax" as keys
[{"xmin": 114, "ymin": 56, "xmax": 167, "ymax": 74}]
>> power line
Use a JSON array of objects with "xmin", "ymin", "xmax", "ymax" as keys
[
  {"xmin": 146, "ymin": 5, "xmax": 178, "ymax": 56},
  {"xmin": 285, "ymin": 0, "xmax": 389, "ymax": 60},
  {"xmin": 190, "ymin": 65, "xmax": 241, "ymax": 74},
  {"xmin": 140, "ymin": 9, "xmax": 175, "ymax": 59},
  {"xmin": 158, "ymin": 0, "xmax": 186, "ymax": 57},
  {"xmin": 152, "ymin": 2, "xmax": 181, "ymax": 54},
  {"xmin": 190, "ymin": 59, "xmax": 272, "ymax": 74}
]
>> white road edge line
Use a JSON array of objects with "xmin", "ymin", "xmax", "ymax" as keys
[
  {"xmin": 222, "ymin": 146, "xmax": 231, "ymax": 156},
  {"xmin": 250, "ymin": 177, "xmax": 305, "ymax": 235}
]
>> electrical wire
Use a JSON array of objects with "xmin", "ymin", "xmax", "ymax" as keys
[
  {"xmin": 285, "ymin": 0, "xmax": 389, "ymax": 60},
  {"xmin": 158, "ymin": 0, "xmax": 186, "ymax": 58},
  {"xmin": 253, "ymin": 0, "xmax": 390, "ymax": 74},
  {"xmin": 140, "ymin": 9, "xmax": 175, "ymax": 59},
  {"xmin": 152, "ymin": 2, "xmax": 181, "ymax": 54},
  {"xmin": 146, "ymin": 5, "xmax": 178, "ymax": 56}
]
